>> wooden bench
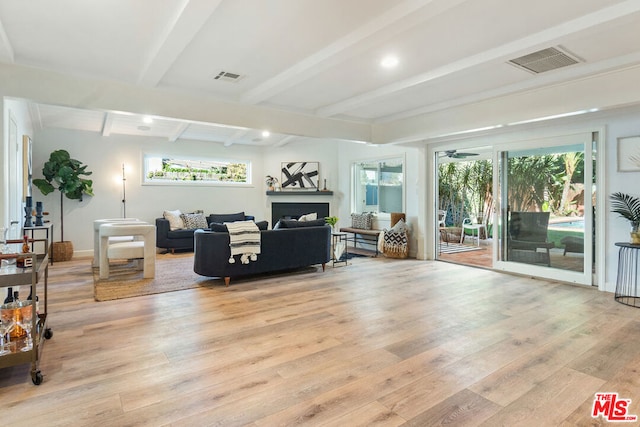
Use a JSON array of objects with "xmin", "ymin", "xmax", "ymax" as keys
[{"xmin": 339, "ymin": 227, "xmax": 382, "ymax": 257}]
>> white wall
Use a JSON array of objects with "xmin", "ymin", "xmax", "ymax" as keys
[
  {"xmin": 32, "ymin": 128, "xmax": 267, "ymax": 256},
  {"xmin": 337, "ymin": 142, "xmax": 423, "ymax": 258},
  {"xmin": 601, "ymin": 109, "xmax": 640, "ymax": 291},
  {"xmin": 28, "ymin": 128, "xmax": 423, "ymax": 260},
  {"xmin": 2, "ymin": 98, "xmax": 34, "ymax": 234},
  {"xmin": 261, "ymin": 139, "xmax": 341, "ymax": 225}
]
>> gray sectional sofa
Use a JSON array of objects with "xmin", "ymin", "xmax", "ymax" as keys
[{"xmin": 193, "ymin": 223, "xmax": 331, "ymax": 286}]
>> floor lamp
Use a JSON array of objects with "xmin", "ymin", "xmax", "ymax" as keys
[{"xmin": 122, "ymin": 163, "xmax": 127, "ymax": 218}]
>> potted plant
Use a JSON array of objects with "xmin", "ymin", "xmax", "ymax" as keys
[
  {"xmin": 265, "ymin": 175, "xmax": 279, "ymax": 192},
  {"xmin": 325, "ymin": 216, "xmax": 338, "ymax": 231},
  {"xmin": 33, "ymin": 150, "xmax": 94, "ymax": 261},
  {"xmin": 610, "ymin": 192, "xmax": 640, "ymax": 244}
]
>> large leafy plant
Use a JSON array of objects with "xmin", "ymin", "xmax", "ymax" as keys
[
  {"xmin": 610, "ymin": 192, "xmax": 640, "ymax": 231},
  {"xmin": 33, "ymin": 150, "xmax": 94, "ymax": 241}
]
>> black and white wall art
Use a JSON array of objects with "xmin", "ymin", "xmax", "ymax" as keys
[{"xmin": 281, "ymin": 162, "xmax": 319, "ymax": 190}]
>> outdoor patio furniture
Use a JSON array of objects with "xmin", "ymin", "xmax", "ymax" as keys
[
  {"xmin": 561, "ymin": 236, "xmax": 584, "ymax": 255},
  {"xmin": 438, "ymin": 210, "xmax": 446, "ymax": 228},
  {"xmin": 460, "ymin": 215, "xmax": 486, "ymax": 246},
  {"xmin": 508, "ymin": 211, "xmax": 555, "ymax": 267}
]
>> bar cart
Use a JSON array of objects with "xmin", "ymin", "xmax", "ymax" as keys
[{"xmin": 0, "ymin": 242, "xmax": 52, "ymax": 385}]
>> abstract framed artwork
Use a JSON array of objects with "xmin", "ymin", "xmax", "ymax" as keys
[
  {"xmin": 617, "ymin": 136, "xmax": 640, "ymax": 172},
  {"xmin": 281, "ymin": 162, "xmax": 319, "ymax": 190}
]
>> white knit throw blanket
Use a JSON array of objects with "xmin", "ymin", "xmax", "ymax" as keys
[{"xmin": 225, "ymin": 220, "xmax": 261, "ymax": 264}]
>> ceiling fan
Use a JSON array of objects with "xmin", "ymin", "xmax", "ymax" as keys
[{"xmin": 440, "ymin": 149, "xmax": 479, "ymax": 159}]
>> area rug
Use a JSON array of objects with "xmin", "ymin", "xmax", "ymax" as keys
[
  {"xmin": 93, "ymin": 253, "xmax": 217, "ymax": 301},
  {"xmin": 439, "ymin": 242, "xmax": 484, "ymax": 254}
]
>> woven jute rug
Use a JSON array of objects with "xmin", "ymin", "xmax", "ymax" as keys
[{"xmin": 93, "ymin": 253, "xmax": 217, "ymax": 301}]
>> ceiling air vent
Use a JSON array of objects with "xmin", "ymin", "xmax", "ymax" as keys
[
  {"xmin": 508, "ymin": 47, "xmax": 580, "ymax": 74},
  {"xmin": 213, "ymin": 71, "xmax": 244, "ymax": 82}
]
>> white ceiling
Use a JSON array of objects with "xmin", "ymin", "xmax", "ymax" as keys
[{"xmin": 1, "ymin": 0, "xmax": 639, "ymax": 146}]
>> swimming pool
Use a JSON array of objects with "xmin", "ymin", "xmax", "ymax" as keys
[{"xmin": 549, "ymin": 218, "xmax": 585, "ymax": 230}]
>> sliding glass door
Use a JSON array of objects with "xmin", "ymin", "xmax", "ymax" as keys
[{"xmin": 495, "ymin": 134, "xmax": 595, "ymax": 286}]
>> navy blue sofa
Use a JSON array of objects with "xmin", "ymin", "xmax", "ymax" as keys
[
  {"xmin": 156, "ymin": 212, "xmax": 255, "ymax": 253},
  {"xmin": 193, "ymin": 224, "xmax": 331, "ymax": 286}
]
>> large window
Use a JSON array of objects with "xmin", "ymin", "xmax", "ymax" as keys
[
  {"xmin": 143, "ymin": 155, "xmax": 251, "ymax": 185},
  {"xmin": 353, "ymin": 157, "xmax": 404, "ymax": 214}
]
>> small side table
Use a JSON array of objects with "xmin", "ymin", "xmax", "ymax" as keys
[
  {"xmin": 614, "ymin": 242, "xmax": 640, "ymax": 308},
  {"xmin": 22, "ymin": 223, "xmax": 54, "ymax": 265},
  {"xmin": 332, "ymin": 232, "xmax": 348, "ymax": 267}
]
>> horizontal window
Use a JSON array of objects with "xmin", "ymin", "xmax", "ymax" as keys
[{"xmin": 143, "ymin": 155, "xmax": 251, "ymax": 186}]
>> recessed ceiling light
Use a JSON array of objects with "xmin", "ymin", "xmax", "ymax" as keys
[
  {"xmin": 380, "ymin": 55, "xmax": 399, "ymax": 69},
  {"xmin": 143, "ymin": 116, "xmax": 153, "ymax": 124},
  {"xmin": 262, "ymin": 130, "xmax": 270, "ymax": 138}
]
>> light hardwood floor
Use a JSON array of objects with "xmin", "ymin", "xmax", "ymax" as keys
[{"xmin": 2, "ymin": 255, "xmax": 640, "ymax": 426}]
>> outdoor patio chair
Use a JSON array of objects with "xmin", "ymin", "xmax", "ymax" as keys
[
  {"xmin": 460, "ymin": 214, "xmax": 486, "ymax": 246},
  {"xmin": 508, "ymin": 211, "xmax": 555, "ymax": 267}
]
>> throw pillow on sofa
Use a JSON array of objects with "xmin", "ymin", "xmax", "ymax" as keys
[
  {"xmin": 298, "ymin": 212, "xmax": 317, "ymax": 221},
  {"xmin": 351, "ymin": 212, "xmax": 373, "ymax": 230},
  {"xmin": 164, "ymin": 209, "xmax": 185, "ymax": 231},
  {"xmin": 181, "ymin": 212, "xmax": 208, "ymax": 229}
]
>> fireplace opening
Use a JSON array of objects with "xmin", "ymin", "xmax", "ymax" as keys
[{"xmin": 271, "ymin": 202, "xmax": 329, "ymax": 228}]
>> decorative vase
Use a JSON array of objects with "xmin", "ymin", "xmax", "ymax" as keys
[
  {"xmin": 24, "ymin": 196, "xmax": 33, "ymax": 227},
  {"xmin": 631, "ymin": 223, "xmax": 640, "ymax": 244},
  {"xmin": 35, "ymin": 201, "xmax": 44, "ymax": 226},
  {"xmin": 24, "ymin": 206, "xmax": 33, "ymax": 227}
]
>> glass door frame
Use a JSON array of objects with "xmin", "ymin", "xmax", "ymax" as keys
[
  {"xmin": 429, "ymin": 127, "xmax": 605, "ymax": 289},
  {"xmin": 492, "ymin": 133, "xmax": 595, "ymax": 286}
]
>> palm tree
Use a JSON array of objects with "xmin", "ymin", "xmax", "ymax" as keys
[
  {"xmin": 507, "ymin": 155, "xmax": 555, "ymax": 212},
  {"xmin": 438, "ymin": 159, "xmax": 493, "ymax": 236},
  {"xmin": 557, "ymin": 152, "xmax": 584, "ymax": 215}
]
